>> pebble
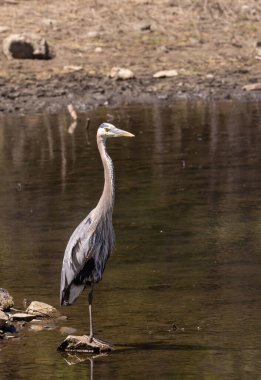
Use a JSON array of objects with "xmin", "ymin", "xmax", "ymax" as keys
[
  {"xmin": 109, "ymin": 67, "xmax": 135, "ymax": 80},
  {"xmin": 87, "ymin": 31, "xmax": 99, "ymax": 38},
  {"xmin": 94, "ymin": 47, "xmax": 102, "ymax": 53},
  {"xmin": 153, "ymin": 70, "xmax": 178, "ymax": 78}
]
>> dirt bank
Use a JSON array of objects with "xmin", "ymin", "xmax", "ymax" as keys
[{"xmin": 0, "ymin": 0, "xmax": 261, "ymax": 113}]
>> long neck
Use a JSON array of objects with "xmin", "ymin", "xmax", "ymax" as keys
[{"xmin": 95, "ymin": 136, "xmax": 115, "ymax": 216}]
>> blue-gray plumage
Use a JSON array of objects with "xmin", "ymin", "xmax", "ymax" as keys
[{"xmin": 60, "ymin": 122, "xmax": 134, "ymax": 342}]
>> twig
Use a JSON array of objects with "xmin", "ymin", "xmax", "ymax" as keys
[{"xmin": 85, "ymin": 118, "xmax": 91, "ymax": 145}]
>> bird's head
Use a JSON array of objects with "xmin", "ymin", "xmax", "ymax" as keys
[{"xmin": 97, "ymin": 123, "xmax": 135, "ymax": 139}]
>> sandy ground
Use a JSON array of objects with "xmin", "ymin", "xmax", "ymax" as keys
[{"xmin": 0, "ymin": 0, "xmax": 261, "ymax": 113}]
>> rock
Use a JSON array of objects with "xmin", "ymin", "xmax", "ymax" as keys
[
  {"xmin": 26, "ymin": 301, "xmax": 60, "ymax": 318},
  {"xmin": 29, "ymin": 324, "xmax": 44, "ymax": 332},
  {"xmin": 0, "ymin": 26, "xmax": 9, "ymax": 33},
  {"xmin": 3, "ymin": 33, "xmax": 50, "ymax": 59},
  {"xmin": 109, "ymin": 67, "xmax": 135, "ymax": 80},
  {"xmin": 57, "ymin": 335, "xmax": 114, "ymax": 353},
  {"xmin": 11, "ymin": 313, "xmax": 36, "ymax": 322},
  {"xmin": 140, "ymin": 23, "xmax": 151, "ymax": 31},
  {"xmin": 242, "ymin": 83, "xmax": 261, "ymax": 92},
  {"xmin": 87, "ymin": 31, "xmax": 99, "ymax": 38},
  {"xmin": 56, "ymin": 315, "xmax": 68, "ymax": 322},
  {"xmin": 153, "ymin": 69, "xmax": 178, "ymax": 78},
  {"xmin": 133, "ymin": 22, "xmax": 152, "ymax": 32},
  {"xmin": 0, "ymin": 310, "xmax": 8, "ymax": 328},
  {"xmin": 60, "ymin": 327, "xmax": 77, "ymax": 335},
  {"xmin": 63, "ymin": 65, "xmax": 83, "ymax": 72},
  {"xmin": 0, "ymin": 288, "xmax": 14, "ymax": 311},
  {"xmin": 94, "ymin": 47, "xmax": 102, "ymax": 53}
]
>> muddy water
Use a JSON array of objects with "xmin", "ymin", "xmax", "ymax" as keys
[{"xmin": 0, "ymin": 102, "xmax": 261, "ymax": 379}]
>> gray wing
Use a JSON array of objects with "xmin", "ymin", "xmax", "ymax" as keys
[{"xmin": 60, "ymin": 212, "xmax": 95, "ymax": 305}]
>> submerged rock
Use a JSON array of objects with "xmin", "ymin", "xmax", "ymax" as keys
[
  {"xmin": 29, "ymin": 324, "xmax": 44, "ymax": 332},
  {"xmin": 26, "ymin": 301, "xmax": 60, "ymax": 318},
  {"xmin": 57, "ymin": 335, "xmax": 114, "ymax": 353},
  {"xmin": 28, "ymin": 320, "xmax": 56, "ymax": 331},
  {"xmin": 0, "ymin": 288, "xmax": 14, "ymax": 311},
  {"xmin": 3, "ymin": 33, "xmax": 50, "ymax": 59},
  {"xmin": 60, "ymin": 326, "xmax": 77, "ymax": 335}
]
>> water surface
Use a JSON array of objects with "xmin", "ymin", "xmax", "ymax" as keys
[{"xmin": 0, "ymin": 101, "xmax": 261, "ymax": 379}]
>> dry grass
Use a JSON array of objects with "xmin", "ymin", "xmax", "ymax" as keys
[{"xmin": 0, "ymin": 0, "xmax": 260, "ymax": 82}]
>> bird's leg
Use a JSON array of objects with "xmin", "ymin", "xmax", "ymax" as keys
[{"xmin": 88, "ymin": 283, "xmax": 94, "ymax": 343}]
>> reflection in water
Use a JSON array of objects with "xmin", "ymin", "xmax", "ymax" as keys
[
  {"xmin": 60, "ymin": 351, "xmax": 108, "ymax": 374},
  {"xmin": 0, "ymin": 102, "xmax": 260, "ymax": 379}
]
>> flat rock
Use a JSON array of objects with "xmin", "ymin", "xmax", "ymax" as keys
[
  {"xmin": 57, "ymin": 335, "xmax": 114, "ymax": 353},
  {"xmin": 26, "ymin": 301, "xmax": 60, "ymax": 318},
  {"xmin": 11, "ymin": 313, "xmax": 36, "ymax": 322},
  {"xmin": 153, "ymin": 69, "xmax": 178, "ymax": 78},
  {"xmin": 3, "ymin": 33, "xmax": 50, "ymax": 59},
  {"xmin": 0, "ymin": 310, "xmax": 8, "ymax": 328},
  {"xmin": 109, "ymin": 67, "xmax": 135, "ymax": 80},
  {"xmin": 0, "ymin": 288, "xmax": 14, "ymax": 311}
]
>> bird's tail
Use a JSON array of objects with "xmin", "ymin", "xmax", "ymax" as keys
[{"xmin": 60, "ymin": 283, "xmax": 85, "ymax": 306}]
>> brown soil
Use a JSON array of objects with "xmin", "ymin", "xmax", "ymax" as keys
[{"xmin": 0, "ymin": 0, "xmax": 261, "ymax": 113}]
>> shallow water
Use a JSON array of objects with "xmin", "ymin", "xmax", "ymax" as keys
[{"xmin": 0, "ymin": 101, "xmax": 261, "ymax": 379}]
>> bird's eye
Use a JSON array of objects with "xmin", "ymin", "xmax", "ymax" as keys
[{"xmin": 104, "ymin": 128, "xmax": 109, "ymax": 132}]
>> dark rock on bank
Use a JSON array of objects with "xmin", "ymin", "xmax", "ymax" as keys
[{"xmin": 3, "ymin": 33, "xmax": 50, "ymax": 59}]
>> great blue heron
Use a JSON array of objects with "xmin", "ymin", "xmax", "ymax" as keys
[{"xmin": 60, "ymin": 122, "xmax": 134, "ymax": 342}]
